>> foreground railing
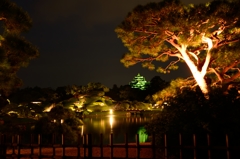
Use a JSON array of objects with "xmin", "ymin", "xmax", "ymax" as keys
[
  {"xmin": 0, "ymin": 133, "xmax": 154, "ymax": 159},
  {"xmin": 0, "ymin": 133, "xmax": 240, "ymax": 159}
]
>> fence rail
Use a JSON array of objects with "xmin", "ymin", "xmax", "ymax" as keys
[{"xmin": 0, "ymin": 133, "xmax": 240, "ymax": 159}]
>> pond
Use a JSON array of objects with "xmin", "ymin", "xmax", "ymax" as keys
[{"xmin": 81, "ymin": 110, "xmax": 155, "ymax": 144}]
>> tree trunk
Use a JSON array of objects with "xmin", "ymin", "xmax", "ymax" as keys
[{"xmin": 180, "ymin": 45, "xmax": 209, "ymax": 96}]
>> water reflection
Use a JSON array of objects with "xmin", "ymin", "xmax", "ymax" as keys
[
  {"xmin": 138, "ymin": 127, "xmax": 148, "ymax": 143},
  {"xmin": 81, "ymin": 111, "xmax": 153, "ymax": 144},
  {"xmin": 109, "ymin": 109, "xmax": 114, "ymax": 133},
  {"xmin": 109, "ymin": 115, "xmax": 114, "ymax": 133},
  {"xmin": 80, "ymin": 125, "xmax": 84, "ymax": 136}
]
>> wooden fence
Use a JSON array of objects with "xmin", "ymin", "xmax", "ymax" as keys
[{"xmin": 0, "ymin": 133, "xmax": 240, "ymax": 159}]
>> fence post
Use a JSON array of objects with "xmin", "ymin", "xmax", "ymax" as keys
[
  {"xmin": 164, "ymin": 134, "xmax": 167, "ymax": 159},
  {"xmin": 30, "ymin": 134, "xmax": 34, "ymax": 158},
  {"xmin": 226, "ymin": 134, "xmax": 230, "ymax": 159},
  {"xmin": 125, "ymin": 133, "xmax": 128, "ymax": 158},
  {"xmin": 38, "ymin": 134, "xmax": 41, "ymax": 159},
  {"xmin": 17, "ymin": 135, "xmax": 21, "ymax": 159},
  {"xmin": 62, "ymin": 134, "xmax": 65, "ymax": 158},
  {"xmin": 52, "ymin": 134, "xmax": 55, "ymax": 158},
  {"xmin": 110, "ymin": 133, "xmax": 113, "ymax": 159},
  {"xmin": 100, "ymin": 134, "xmax": 103, "ymax": 158},
  {"xmin": 77, "ymin": 134, "xmax": 81, "ymax": 159},
  {"xmin": 83, "ymin": 134, "xmax": 87, "ymax": 158},
  {"xmin": 0, "ymin": 134, "xmax": 6, "ymax": 159},
  {"xmin": 87, "ymin": 134, "xmax": 92, "ymax": 158},
  {"xmin": 207, "ymin": 134, "xmax": 211, "ymax": 159},
  {"xmin": 179, "ymin": 133, "xmax": 182, "ymax": 159},
  {"xmin": 136, "ymin": 134, "xmax": 140, "ymax": 159},
  {"xmin": 193, "ymin": 134, "xmax": 196, "ymax": 159},
  {"xmin": 11, "ymin": 135, "xmax": 15, "ymax": 155},
  {"xmin": 151, "ymin": 134, "xmax": 155, "ymax": 159}
]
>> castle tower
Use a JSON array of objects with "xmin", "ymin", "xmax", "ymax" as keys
[{"xmin": 129, "ymin": 73, "xmax": 150, "ymax": 90}]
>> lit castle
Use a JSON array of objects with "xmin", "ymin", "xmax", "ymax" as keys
[{"xmin": 129, "ymin": 73, "xmax": 150, "ymax": 90}]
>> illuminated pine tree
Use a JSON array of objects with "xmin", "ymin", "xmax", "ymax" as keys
[{"xmin": 115, "ymin": 0, "xmax": 240, "ymax": 97}]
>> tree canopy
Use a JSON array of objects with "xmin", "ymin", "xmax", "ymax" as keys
[
  {"xmin": 66, "ymin": 82, "xmax": 109, "ymax": 98},
  {"xmin": 0, "ymin": 0, "xmax": 39, "ymax": 96},
  {"xmin": 115, "ymin": 0, "xmax": 240, "ymax": 96}
]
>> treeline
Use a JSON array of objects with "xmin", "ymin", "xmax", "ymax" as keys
[{"xmin": 0, "ymin": 76, "xmax": 169, "ymax": 109}]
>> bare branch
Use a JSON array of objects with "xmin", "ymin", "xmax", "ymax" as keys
[
  {"xmin": 222, "ymin": 60, "xmax": 240, "ymax": 75},
  {"xmin": 168, "ymin": 51, "xmax": 183, "ymax": 59},
  {"xmin": 217, "ymin": 37, "xmax": 240, "ymax": 48},
  {"xmin": 165, "ymin": 30, "xmax": 179, "ymax": 40},
  {"xmin": 164, "ymin": 58, "xmax": 181, "ymax": 70},
  {"xmin": 165, "ymin": 38, "xmax": 181, "ymax": 51},
  {"xmin": 0, "ymin": 17, "xmax": 6, "ymax": 21},
  {"xmin": 133, "ymin": 50, "xmax": 181, "ymax": 62},
  {"xmin": 188, "ymin": 51, "xmax": 199, "ymax": 62},
  {"xmin": 135, "ymin": 29, "xmax": 158, "ymax": 35},
  {"xmin": 209, "ymin": 68, "xmax": 223, "ymax": 82},
  {"xmin": 223, "ymin": 71, "xmax": 240, "ymax": 84}
]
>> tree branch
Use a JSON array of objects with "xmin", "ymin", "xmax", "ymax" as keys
[
  {"xmin": 223, "ymin": 71, "xmax": 240, "ymax": 84},
  {"xmin": 217, "ymin": 37, "xmax": 240, "ymax": 48},
  {"xmin": 201, "ymin": 50, "xmax": 211, "ymax": 76},
  {"xmin": 135, "ymin": 29, "xmax": 158, "ymax": 35},
  {"xmin": 222, "ymin": 60, "xmax": 240, "ymax": 75},
  {"xmin": 209, "ymin": 68, "xmax": 223, "ymax": 82},
  {"xmin": 0, "ymin": 17, "xmax": 6, "ymax": 21},
  {"xmin": 164, "ymin": 58, "xmax": 181, "ymax": 70},
  {"xmin": 133, "ymin": 50, "xmax": 182, "ymax": 62},
  {"xmin": 188, "ymin": 51, "xmax": 199, "ymax": 63}
]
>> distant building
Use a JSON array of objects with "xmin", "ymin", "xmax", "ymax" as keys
[{"xmin": 129, "ymin": 73, "xmax": 150, "ymax": 90}]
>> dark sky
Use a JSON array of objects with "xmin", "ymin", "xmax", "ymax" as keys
[{"xmin": 12, "ymin": 0, "xmax": 209, "ymax": 89}]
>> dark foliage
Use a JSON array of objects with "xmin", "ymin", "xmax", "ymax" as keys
[
  {"xmin": 33, "ymin": 107, "xmax": 83, "ymax": 143},
  {"xmin": 0, "ymin": 0, "xmax": 39, "ymax": 96},
  {"xmin": 146, "ymin": 87, "xmax": 240, "ymax": 144},
  {"xmin": 106, "ymin": 76, "xmax": 169, "ymax": 102}
]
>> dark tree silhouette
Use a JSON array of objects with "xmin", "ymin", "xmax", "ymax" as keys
[{"xmin": 0, "ymin": 0, "xmax": 39, "ymax": 96}]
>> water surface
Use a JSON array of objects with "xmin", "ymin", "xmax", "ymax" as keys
[{"xmin": 81, "ymin": 111, "xmax": 154, "ymax": 144}]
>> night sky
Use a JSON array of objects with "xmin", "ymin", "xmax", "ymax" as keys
[{"xmin": 12, "ymin": 0, "xmax": 209, "ymax": 89}]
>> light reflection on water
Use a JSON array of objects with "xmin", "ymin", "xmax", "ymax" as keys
[{"xmin": 81, "ymin": 111, "xmax": 152, "ymax": 144}]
